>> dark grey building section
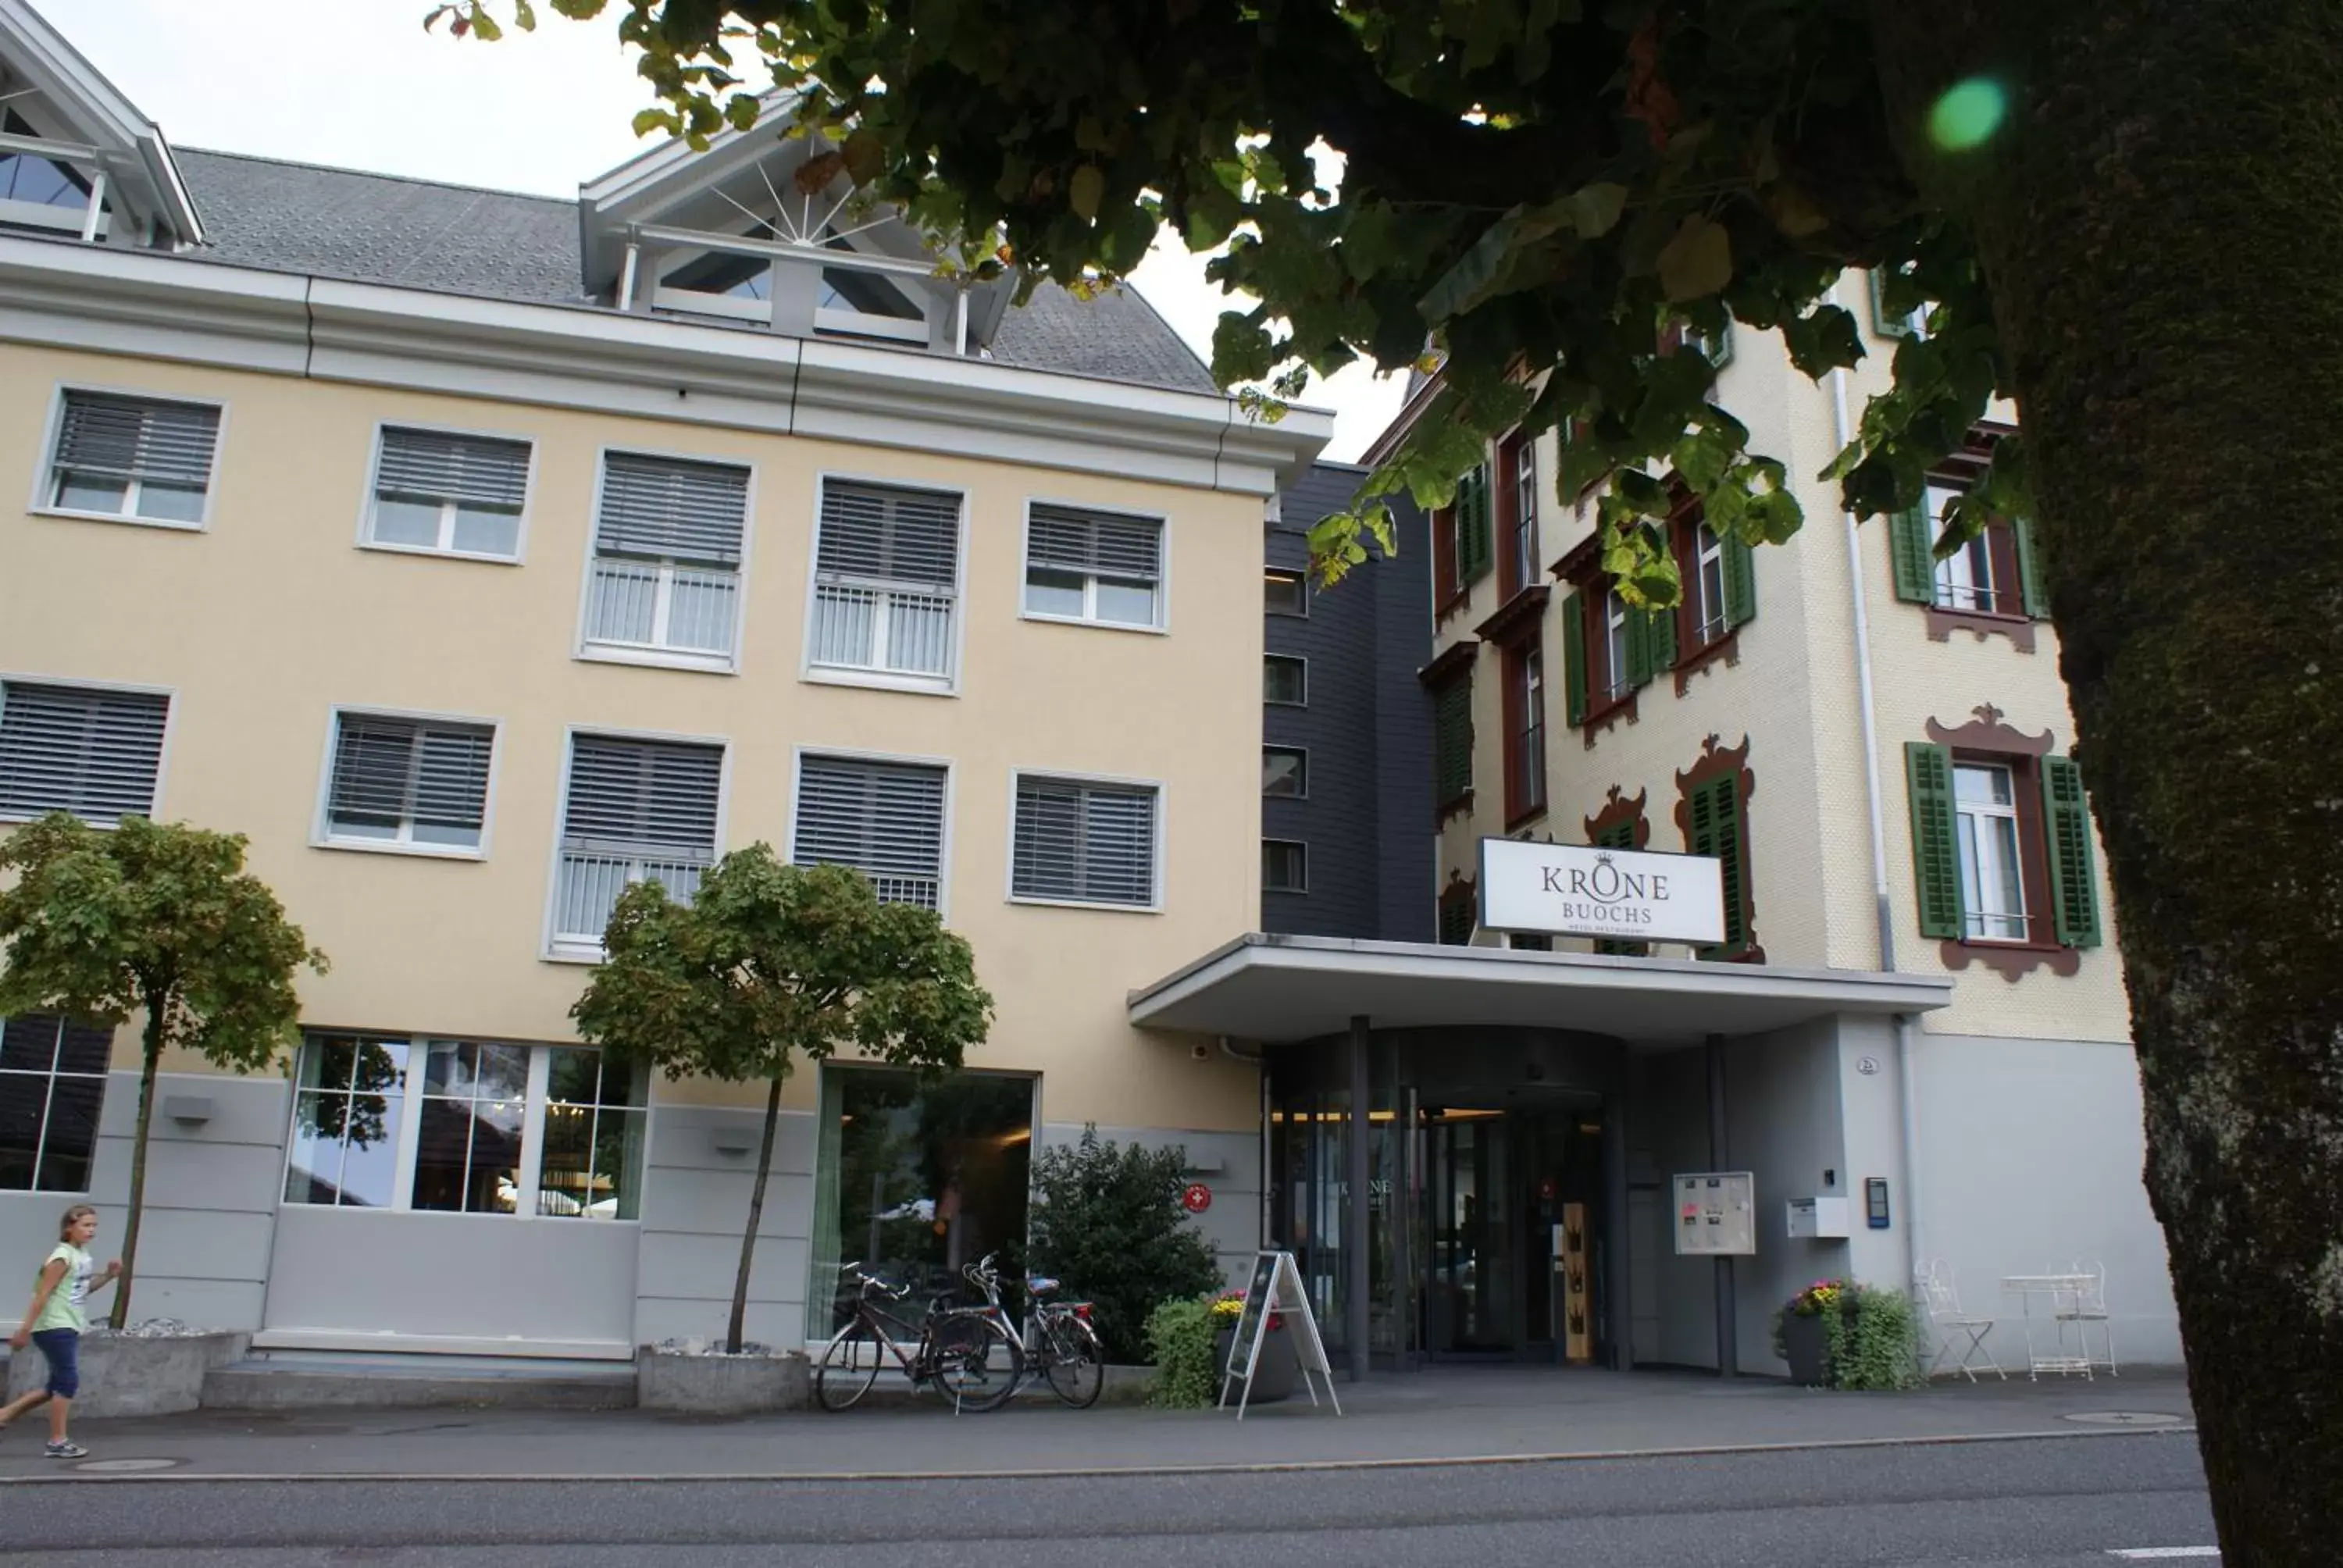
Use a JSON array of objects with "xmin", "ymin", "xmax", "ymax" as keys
[{"xmin": 1262, "ymin": 463, "xmax": 1435, "ymax": 941}]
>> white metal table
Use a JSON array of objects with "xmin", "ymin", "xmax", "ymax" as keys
[{"xmin": 2001, "ymin": 1274, "xmax": 2097, "ymax": 1379}]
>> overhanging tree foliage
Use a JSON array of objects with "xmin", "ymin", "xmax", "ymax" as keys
[
  {"xmin": 571, "ymin": 849, "xmax": 992, "ymax": 1353},
  {"xmin": 450, "ymin": 2, "xmax": 2340, "ymax": 1553},
  {"xmin": 0, "ymin": 814, "xmax": 325, "ymax": 1327}
]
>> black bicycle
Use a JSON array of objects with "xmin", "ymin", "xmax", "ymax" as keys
[
  {"xmin": 814, "ymin": 1260, "xmax": 1024, "ymax": 1413},
  {"xmin": 965, "ymin": 1253, "xmax": 1107, "ymax": 1409}
]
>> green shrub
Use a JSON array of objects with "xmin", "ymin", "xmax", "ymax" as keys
[
  {"xmin": 1833, "ymin": 1285, "xmax": 1924, "ymax": 1390},
  {"xmin": 1026, "ymin": 1125, "xmax": 1224, "ymax": 1362},
  {"xmin": 1144, "ymin": 1295, "xmax": 1221, "ymax": 1409}
]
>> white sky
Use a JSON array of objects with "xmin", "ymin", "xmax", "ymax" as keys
[{"xmin": 47, "ymin": 1, "xmax": 1406, "ymax": 462}]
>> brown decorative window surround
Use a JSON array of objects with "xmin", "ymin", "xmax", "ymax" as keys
[
  {"xmin": 1500, "ymin": 637, "xmax": 1547, "ymax": 829},
  {"xmin": 1924, "ymin": 705, "xmax": 2078, "ymax": 981},
  {"xmin": 1904, "ymin": 429, "xmax": 2038, "ymax": 653},
  {"xmin": 1667, "ymin": 490, "xmax": 1742, "ymax": 695},
  {"xmin": 1674, "ymin": 735, "xmax": 1763, "ymax": 963},
  {"xmin": 1496, "ymin": 431, "xmax": 1538, "ymax": 600},
  {"xmin": 1473, "ymin": 583, "xmax": 1550, "ymax": 647},
  {"xmin": 1584, "ymin": 785, "xmax": 1652, "ymax": 957}
]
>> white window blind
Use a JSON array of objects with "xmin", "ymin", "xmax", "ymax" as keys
[
  {"xmin": 370, "ymin": 428, "xmax": 530, "ymax": 558},
  {"xmin": 584, "ymin": 454, "xmax": 750, "ymax": 660},
  {"xmin": 553, "ymin": 735, "xmax": 722, "ymax": 946},
  {"xmin": 326, "ymin": 715, "xmax": 494, "ymax": 850},
  {"xmin": 1011, "ymin": 776, "xmax": 1157, "ymax": 907},
  {"xmin": 808, "ymin": 481, "xmax": 961, "ymax": 680},
  {"xmin": 791, "ymin": 755, "xmax": 947, "ymax": 910},
  {"xmin": 49, "ymin": 393, "xmax": 219, "ymax": 522},
  {"xmin": 0, "ymin": 682, "xmax": 168, "ymax": 825},
  {"xmin": 1024, "ymin": 504, "xmax": 1164, "ymax": 626}
]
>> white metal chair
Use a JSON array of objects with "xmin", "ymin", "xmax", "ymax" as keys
[
  {"xmin": 2056, "ymin": 1260, "xmax": 2117, "ymax": 1376},
  {"xmin": 1915, "ymin": 1260, "xmax": 2006, "ymax": 1382}
]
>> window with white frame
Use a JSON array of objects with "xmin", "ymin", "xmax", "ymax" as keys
[
  {"xmin": 791, "ymin": 754, "xmax": 948, "ymax": 910},
  {"xmin": 367, "ymin": 427, "xmax": 530, "ymax": 560},
  {"xmin": 808, "ymin": 480, "xmax": 961, "ymax": 685},
  {"xmin": 322, "ymin": 712, "xmax": 494, "ymax": 854},
  {"xmin": 1690, "ymin": 522, "xmax": 1729, "ymax": 642},
  {"xmin": 551, "ymin": 734, "xmax": 723, "ymax": 953},
  {"xmin": 284, "ymin": 1033, "xmax": 644, "ymax": 1218},
  {"xmin": 1602, "ymin": 590, "xmax": 1634, "ymax": 702},
  {"xmin": 0, "ymin": 110, "xmax": 95, "ymax": 226},
  {"xmin": 583, "ymin": 453, "xmax": 750, "ymax": 666},
  {"xmin": 1023, "ymin": 504, "xmax": 1164, "ymax": 628},
  {"xmin": 0, "ymin": 681, "xmax": 167, "ymax": 826},
  {"xmin": 1928, "ymin": 481, "xmax": 2000, "ymax": 613},
  {"xmin": 1954, "ymin": 762, "xmax": 2028, "ymax": 942},
  {"xmin": 1011, "ymin": 775, "xmax": 1158, "ymax": 908},
  {"xmin": 45, "ymin": 391, "xmax": 219, "ymax": 526},
  {"xmin": 0, "ymin": 1015, "xmax": 109, "ymax": 1192}
]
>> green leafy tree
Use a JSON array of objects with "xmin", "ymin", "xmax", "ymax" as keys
[
  {"xmin": 571, "ymin": 848, "xmax": 992, "ymax": 1353},
  {"xmin": 451, "ymin": 4, "xmax": 2342, "ymax": 1549},
  {"xmin": 0, "ymin": 814, "xmax": 325, "ymax": 1326},
  {"xmin": 1026, "ymin": 1127, "xmax": 1222, "ymax": 1363}
]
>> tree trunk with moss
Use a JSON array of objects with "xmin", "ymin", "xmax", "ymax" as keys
[
  {"xmin": 1879, "ymin": 3, "xmax": 2343, "ymax": 1556},
  {"xmin": 728, "ymin": 1074, "xmax": 786, "ymax": 1355},
  {"xmin": 111, "ymin": 996, "xmax": 169, "ymax": 1329}
]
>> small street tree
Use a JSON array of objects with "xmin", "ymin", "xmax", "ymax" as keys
[
  {"xmin": 572, "ymin": 848, "xmax": 993, "ymax": 1354},
  {"xmin": 1027, "ymin": 1127, "xmax": 1223, "ymax": 1363},
  {"xmin": 0, "ymin": 814, "xmax": 325, "ymax": 1327}
]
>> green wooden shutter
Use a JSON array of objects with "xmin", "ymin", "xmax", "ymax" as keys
[
  {"xmin": 1624, "ymin": 600, "xmax": 1653, "ymax": 690},
  {"xmin": 1687, "ymin": 775, "xmax": 1748, "ymax": 960},
  {"xmin": 1460, "ymin": 465, "xmax": 1493, "ymax": 583},
  {"xmin": 1888, "ymin": 503, "xmax": 1936, "ymax": 604},
  {"xmin": 2013, "ymin": 517, "xmax": 2047, "ymax": 618},
  {"xmin": 1723, "ymin": 535, "xmax": 1756, "ymax": 627},
  {"xmin": 1560, "ymin": 590, "xmax": 1588, "ymax": 726},
  {"xmin": 1439, "ymin": 889, "xmax": 1475, "ymax": 946},
  {"xmin": 1592, "ymin": 818, "xmax": 1646, "ymax": 956},
  {"xmin": 2041, "ymin": 754, "xmax": 2102, "ymax": 948},
  {"xmin": 1433, "ymin": 679, "xmax": 1473, "ymax": 805},
  {"xmin": 1903, "ymin": 742, "xmax": 1963, "ymax": 939},
  {"xmin": 1646, "ymin": 604, "xmax": 1678, "ymax": 676}
]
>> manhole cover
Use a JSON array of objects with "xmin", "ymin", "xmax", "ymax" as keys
[
  {"xmin": 2063, "ymin": 1411, "xmax": 2184, "ymax": 1427},
  {"xmin": 73, "ymin": 1457, "xmax": 180, "ymax": 1472}
]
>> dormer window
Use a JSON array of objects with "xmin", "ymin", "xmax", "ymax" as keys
[{"xmin": 0, "ymin": 110, "xmax": 102, "ymax": 238}]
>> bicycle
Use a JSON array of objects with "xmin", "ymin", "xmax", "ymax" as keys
[
  {"xmin": 965, "ymin": 1253, "xmax": 1106, "ymax": 1409},
  {"xmin": 813, "ymin": 1260, "xmax": 1024, "ymax": 1413}
]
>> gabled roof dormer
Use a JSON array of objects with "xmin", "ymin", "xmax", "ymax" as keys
[
  {"xmin": 578, "ymin": 101, "xmax": 1012, "ymax": 358},
  {"xmin": 0, "ymin": 0, "xmax": 201, "ymax": 249}
]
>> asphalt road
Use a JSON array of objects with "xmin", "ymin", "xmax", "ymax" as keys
[{"xmin": 0, "ymin": 1433, "xmax": 2213, "ymax": 1567}]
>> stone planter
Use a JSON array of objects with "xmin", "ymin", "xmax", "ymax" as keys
[
  {"xmin": 635, "ymin": 1345, "xmax": 811, "ymax": 1415},
  {"xmin": 1214, "ymin": 1320, "xmax": 1298, "ymax": 1404},
  {"xmin": 3, "ymin": 1329, "xmax": 248, "ymax": 1418}
]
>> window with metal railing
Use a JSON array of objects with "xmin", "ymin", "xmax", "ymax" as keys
[
  {"xmin": 807, "ymin": 480, "xmax": 962, "ymax": 688},
  {"xmin": 790, "ymin": 753, "xmax": 948, "ymax": 911},
  {"xmin": 583, "ymin": 452, "xmax": 750, "ymax": 669},
  {"xmin": 550, "ymin": 734, "xmax": 723, "ymax": 954}
]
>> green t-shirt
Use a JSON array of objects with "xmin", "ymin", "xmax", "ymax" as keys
[{"xmin": 30, "ymin": 1242, "xmax": 91, "ymax": 1334}]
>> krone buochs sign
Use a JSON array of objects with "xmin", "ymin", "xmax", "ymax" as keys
[{"xmin": 1476, "ymin": 838, "xmax": 1727, "ymax": 946}]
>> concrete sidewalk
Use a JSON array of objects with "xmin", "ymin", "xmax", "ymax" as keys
[{"xmin": 0, "ymin": 1365, "xmax": 2199, "ymax": 1483}]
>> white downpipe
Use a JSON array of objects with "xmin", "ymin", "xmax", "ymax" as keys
[{"xmin": 1827, "ymin": 282, "xmax": 1924, "ymax": 1289}]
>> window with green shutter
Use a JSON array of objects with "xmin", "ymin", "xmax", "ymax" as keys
[
  {"xmin": 1889, "ymin": 501, "xmax": 1938, "ymax": 604},
  {"xmin": 1722, "ymin": 534, "xmax": 1756, "ymax": 628},
  {"xmin": 1903, "ymin": 742, "xmax": 1965, "ymax": 939},
  {"xmin": 1560, "ymin": 590, "xmax": 1588, "ymax": 727},
  {"xmin": 1683, "ymin": 772, "xmax": 1751, "ymax": 959},
  {"xmin": 1591, "ymin": 817, "xmax": 1648, "ymax": 957},
  {"xmin": 1438, "ymin": 882, "xmax": 1477, "ymax": 946},
  {"xmin": 1457, "ymin": 464, "xmax": 1495, "ymax": 585},
  {"xmin": 2041, "ymin": 755, "xmax": 2102, "ymax": 947},
  {"xmin": 1434, "ymin": 677, "xmax": 1473, "ymax": 808}
]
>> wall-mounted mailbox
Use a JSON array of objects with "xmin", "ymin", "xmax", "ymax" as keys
[
  {"xmin": 162, "ymin": 1095, "xmax": 214, "ymax": 1125},
  {"xmin": 1786, "ymin": 1196, "xmax": 1851, "ymax": 1238}
]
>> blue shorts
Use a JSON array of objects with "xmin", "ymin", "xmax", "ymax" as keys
[{"xmin": 30, "ymin": 1328, "xmax": 78, "ymax": 1399}]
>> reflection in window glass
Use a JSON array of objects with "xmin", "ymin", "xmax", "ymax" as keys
[
  {"xmin": 807, "ymin": 1068, "xmax": 1034, "ymax": 1338},
  {"xmin": 412, "ymin": 1041, "xmax": 528, "ymax": 1213},
  {"xmin": 537, "ymin": 1048, "xmax": 647, "ymax": 1220},
  {"xmin": 0, "ymin": 1017, "xmax": 111, "ymax": 1192},
  {"xmin": 284, "ymin": 1035, "xmax": 409, "ymax": 1206},
  {"xmin": 1263, "ymin": 747, "xmax": 1307, "ymax": 798}
]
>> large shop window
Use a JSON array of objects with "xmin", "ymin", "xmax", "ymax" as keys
[
  {"xmin": 284, "ymin": 1034, "xmax": 644, "ymax": 1219},
  {"xmin": 551, "ymin": 733, "xmax": 723, "ymax": 956},
  {"xmin": 806, "ymin": 1067, "xmax": 1034, "ymax": 1338},
  {"xmin": 0, "ymin": 1016, "xmax": 109, "ymax": 1192},
  {"xmin": 808, "ymin": 479, "xmax": 963, "ymax": 688},
  {"xmin": 1906, "ymin": 742, "xmax": 2101, "ymax": 952},
  {"xmin": 45, "ymin": 390, "xmax": 221, "ymax": 527},
  {"xmin": 583, "ymin": 452, "xmax": 751, "ymax": 668},
  {"xmin": 0, "ymin": 680, "xmax": 169, "ymax": 826},
  {"xmin": 790, "ymin": 753, "xmax": 948, "ymax": 911}
]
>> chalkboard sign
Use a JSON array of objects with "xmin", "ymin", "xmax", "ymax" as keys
[{"xmin": 1218, "ymin": 1250, "xmax": 1341, "ymax": 1420}]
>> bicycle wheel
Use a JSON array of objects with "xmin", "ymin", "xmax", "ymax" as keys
[
  {"xmin": 1043, "ymin": 1317, "xmax": 1105, "ymax": 1409},
  {"xmin": 930, "ymin": 1312, "xmax": 1023, "ymax": 1413},
  {"xmin": 815, "ymin": 1321, "xmax": 884, "ymax": 1413}
]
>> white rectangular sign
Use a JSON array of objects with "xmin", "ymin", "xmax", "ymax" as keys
[
  {"xmin": 1477, "ymin": 838, "xmax": 1726, "ymax": 944},
  {"xmin": 1673, "ymin": 1171, "xmax": 1757, "ymax": 1256}
]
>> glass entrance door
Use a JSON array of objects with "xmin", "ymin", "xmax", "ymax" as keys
[{"xmin": 1420, "ymin": 1103, "xmax": 1603, "ymax": 1360}]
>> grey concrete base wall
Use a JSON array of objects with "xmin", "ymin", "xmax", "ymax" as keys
[
  {"xmin": 1626, "ymin": 1047, "xmax": 1720, "ymax": 1369},
  {"xmin": 3, "ymin": 1329, "xmax": 248, "ymax": 1417},
  {"xmin": 1724, "ymin": 1019, "xmax": 1856, "ymax": 1376},
  {"xmin": 633, "ymin": 1105, "xmax": 817, "ymax": 1351},
  {"xmin": 1040, "ymin": 1121, "xmax": 1261, "ymax": 1285},
  {"xmin": 1910, "ymin": 1031, "xmax": 2181, "ymax": 1368},
  {"xmin": 0, "ymin": 1071, "xmax": 287, "ymax": 1334}
]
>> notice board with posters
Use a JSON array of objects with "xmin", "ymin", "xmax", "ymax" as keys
[{"xmin": 1672, "ymin": 1171, "xmax": 1757, "ymax": 1256}]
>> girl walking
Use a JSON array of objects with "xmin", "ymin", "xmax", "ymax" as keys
[{"xmin": 2, "ymin": 1205, "xmax": 120, "ymax": 1459}]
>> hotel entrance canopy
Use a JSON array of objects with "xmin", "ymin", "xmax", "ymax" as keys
[{"xmin": 1128, "ymin": 934, "xmax": 1952, "ymax": 1046}]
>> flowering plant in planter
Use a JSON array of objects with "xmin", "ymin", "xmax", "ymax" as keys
[
  {"xmin": 1785, "ymin": 1278, "xmax": 1854, "ymax": 1317},
  {"xmin": 1771, "ymin": 1278, "xmax": 1922, "ymax": 1390}
]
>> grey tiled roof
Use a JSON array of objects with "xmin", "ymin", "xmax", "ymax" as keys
[{"xmin": 169, "ymin": 148, "xmax": 1216, "ymax": 393}]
